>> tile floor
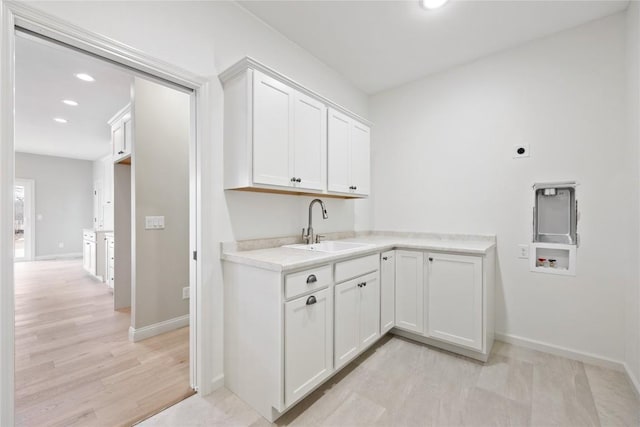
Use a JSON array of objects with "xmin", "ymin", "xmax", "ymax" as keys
[{"xmin": 141, "ymin": 335, "xmax": 640, "ymax": 427}]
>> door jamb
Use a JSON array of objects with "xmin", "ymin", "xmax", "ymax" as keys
[{"xmin": 0, "ymin": 2, "xmax": 213, "ymax": 425}]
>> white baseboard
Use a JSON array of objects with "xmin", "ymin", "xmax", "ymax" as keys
[
  {"xmin": 34, "ymin": 252, "xmax": 82, "ymax": 261},
  {"xmin": 623, "ymin": 363, "xmax": 640, "ymax": 398},
  {"xmin": 495, "ymin": 332, "xmax": 625, "ymax": 372},
  {"xmin": 128, "ymin": 314, "xmax": 189, "ymax": 342},
  {"xmin": 211, "ymin": 374, "xmax": 225, "ymax": 391}
]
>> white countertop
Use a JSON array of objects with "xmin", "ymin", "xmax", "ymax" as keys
[{"xmin": 222, "ymin": 235, "xmax": 496, "ymax": 272}]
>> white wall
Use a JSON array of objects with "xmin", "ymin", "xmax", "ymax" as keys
[
  {"xmin": 132, "ymin": 77, "xmax": 190, "ymax": 329},
  {"xmin": 28, "ymin": 0, "xmax": 369, "ymax": 390},
  {"xmin": 625, "ymin": 2, "xmax": 640, "ymax": 388},
  {"xmin": 15, "ymin": 152, "xmax": 93, "ymax": 257},
  {"xmin": 370, "ymin": 13, "xmax": 634, "ymax": 363}
]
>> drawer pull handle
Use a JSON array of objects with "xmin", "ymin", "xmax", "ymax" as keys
[
  {"xmin": 306, "ymin": 274, "xmax": 317, "ymax": 284},
  {"xmin": 306, "ymin": 296, "xmax": 317, "ymax": 305}
]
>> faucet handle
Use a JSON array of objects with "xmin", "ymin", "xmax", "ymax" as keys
[{"xmin": 315, "ymin": 234, "xmax": 326, "ymax": 244}]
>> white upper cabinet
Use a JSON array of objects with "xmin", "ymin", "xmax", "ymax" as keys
[
  {"xmin": 426, "ymin": 253, "xmax": 483, "ymax": 351},
  {"xmin": 220, "ymin": 58, "xmax": 371, "ymax": 198},
  {"xmin": 327, "ymin": 109, "xmax": 351, "ymax": 194},
  {"xmin": 293, "ymin": 92, "xmax": 326, "ymax": 191},
  {"xmin": 110, "ymin": 104, "xmax": 132, "ymax": 163},
  {"xmin": 252, "ymin": 71, "xmax": 295, "ymax": 187},
  {"xmin": 328, "ymin": 108, "xmax": 370, "ymax": 196}
]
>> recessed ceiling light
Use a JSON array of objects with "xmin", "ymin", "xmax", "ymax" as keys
[
  {"xmin": 420, "ymin": 0, "xmax": 449, "ymax": 10},
  {"xmin": 62, "ymin": 99, "xmax": 78, "ymax": 106},
  {"xmin": 53, "ymin": 118, "xmax": 68, "ymax": 124},
  {"xmin": 75, "ymin": 73, "xmax": 95, "ymax": 82}
]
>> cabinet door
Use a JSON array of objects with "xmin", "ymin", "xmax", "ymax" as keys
[
  {"xmin": 83, "ymin": 240, "xmax": 92, "ymax": 271},
  {"xmin": 252, "ymin": 70, "xmax": 294, "ymax": 187},
  {"xmin": 350, "ymin": 121, "xmax": 370, "ymax": 195},
  {"xmin": 327, "ymin": 108, "xmax": 351, "ymax": 193},
  {"xmin": 359, "ymin": 273, "xmax": 380, "ymax": 348},
  {"xmin": 427, "ymin": 253, "xmax": 483, "ymax": 351},
  {"xmin": 88, "ymin": 242, "xmax": 97, "ymax": 276},
  {"xmin": 395, "ymin": 250, "xmax": 424, "ymax": 334},
  {"xmin": 122, "ymin": 117, "xmax": 132, "ymax": 157},
  {"xmin": 293, "ymin": 92, "xmax": 326, "ymax": 191},
  {"xmin": 285, "ymin": 288, "xmax": 332, "ymax": 407},
  {"xmin": 380, "ymin": 251, "xmax": 395, "ymax": 334},
  {"xmin": 334, "ymin": 278, "xmax": 360, "ymax": 369},
  {"xmin": 112, "ymin": 124, "xmax": 124, "ymax": 158}
]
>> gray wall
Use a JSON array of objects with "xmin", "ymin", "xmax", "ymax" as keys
[
  {"xmin": 15, "ymin": 152, "xmax": 93, "ymax": 258},
  {"xmin": 132, "ymin": 77, "xmax": 190, "ymax": 329}
]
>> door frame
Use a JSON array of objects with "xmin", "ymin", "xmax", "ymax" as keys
[
  {"xmin": 0, "ymin": 2, "xmax": 213, "ymax": 425},
  {"xmin": 13, "ymin": 178, "xmax": 34, "ymax": 262}
]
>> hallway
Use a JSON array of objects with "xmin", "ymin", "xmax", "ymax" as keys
[{"xmin": 14, "ymin": 259, "xmax": 192, "ymax": 427}]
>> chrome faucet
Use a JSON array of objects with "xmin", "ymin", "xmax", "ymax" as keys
[{"xmin": 302, "ymin": 199, "xmax": 328, "ymax": 244}]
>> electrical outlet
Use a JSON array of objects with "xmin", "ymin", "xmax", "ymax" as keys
[
  {"xmin": 182, "ymin": 287, "xmax": 190, "ymax": 300},
  {"xmin": 518, "ymin": 244, "xmax": 529, "ymax": 259}
]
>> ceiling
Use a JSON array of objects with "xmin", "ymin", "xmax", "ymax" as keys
[
  {"xmin": 239, "ymin": 0, "xmax": 629, "ymax": 94},
  {"xmin": 16, "ymin": 33, "xmax": 132, "ymax": 161}
]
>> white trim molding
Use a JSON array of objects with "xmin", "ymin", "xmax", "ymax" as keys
[
  {"xmin": 495, "ymin": 332, "xmax": 625, "ymax": 372},
  {"xmin": 34, "ymin": 252, "xmax": 82, "ymax": 261},
  {"xmin": 0, "ymin": 2, "xmax": 17, "ymax": 426},
  {"xmin": 128, "ymin": 314, "xmax": 189, "ymax": 343},
  {"xmin": 624, "ymin": 363, "xmax": 640, "ymax": 398}
]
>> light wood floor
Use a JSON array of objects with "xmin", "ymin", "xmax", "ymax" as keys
[
  {"xmin": 14, "ymin": 259, "xmax": 193, "ymax": 427},
  {"xmin": 142, "ymin": 335, "xmax": 640, "ymax": 427}
]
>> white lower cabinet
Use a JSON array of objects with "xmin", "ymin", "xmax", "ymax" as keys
[
  {"xmin": 334, "ymin": 271, "xmax": 380, "ymax": 370},
  {"xmin": 395, "ymin": 250, "xmax": 424, "ymax": 334},
  {"xmin": 285, "ymin": 288, "xmax": 332, "ymax": 407},
  {"xmin": 426, "ymin": 253, "xmax": 483, "ymax": 351},
  {"xmin": 83, "ymin": 239, "xmax": 95, "ymax": 274},
  {"xmin": 380, "ymin": 251, "xmax": 395, "ymax": 334},
  {"xmin": 223, "ymin": 245, "xmax": 494, "ymax": 423}
]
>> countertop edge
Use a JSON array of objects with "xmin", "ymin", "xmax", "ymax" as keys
[{"xmin": 222, "ymin": 240, "xmax": 496, "ymax": 273}]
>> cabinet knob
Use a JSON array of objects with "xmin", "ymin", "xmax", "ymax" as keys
[
  {"xmin": 306, "ymin": 295, "xmax": 317, "ymax": 305},
  {"xmin": 296, "ymin": 178, "xmax": 302, "ymax": 183},
  {"xmin": 363, "ymin": 282, "xmax": 367, "ymax": 287},
  {"xmin": 429, "ymin": 257, "xmax": 434, "ymax": 262},
  {"xmin": 117, "ymin": 151, "xmax": 124, "ymax": 155},
  {"xmin": 357, "ymin": 283, "xmax": 362, "ymax": 288},
  {"xmin": 306, "ymin": 274, "xmax": 317, "ymax": 284},
  {"xmin": 382, "ymin": 256, "xmax": 388, "ymax": 261},
  {"xmin": 291, "ymin": 177, "xmax": 296, "ymax": 183}
]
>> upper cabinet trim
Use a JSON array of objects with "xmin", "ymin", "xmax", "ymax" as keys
[{"xmin": 218, "ymin": 57, "xmax": 372, "ymax": 127}]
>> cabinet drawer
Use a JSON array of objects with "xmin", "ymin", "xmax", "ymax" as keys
[
  {"xmin": 335, "ymin": 254, "xmax": 379, "ymax": 283},
  {"xmin": 285, "ymin": 265, "xmax": 331, "ymax": 300}
]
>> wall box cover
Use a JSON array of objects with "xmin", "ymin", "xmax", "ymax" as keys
[{"xmin": 532, "ymin": 181, "xmax": 578, "ymax": 246}]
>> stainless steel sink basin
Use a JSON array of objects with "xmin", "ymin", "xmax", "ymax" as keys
[{"xmin": 283, "ymin": 241, "xmax": 373, "ymax": 253}]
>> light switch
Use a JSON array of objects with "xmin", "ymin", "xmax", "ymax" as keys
[{"xmin": 145, "ymin": 216, "xmax": 165, "ymax": 230}]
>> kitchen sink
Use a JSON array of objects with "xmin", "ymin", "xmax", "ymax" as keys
[{"xmin": 283, "ymin": 241, "xmax": 373, "ymax": 253}]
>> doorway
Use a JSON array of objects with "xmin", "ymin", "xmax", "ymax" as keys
[
  {"xmin": 10, "ymin": 22, "xmax": 199, "ymax": 427},
  {"xmin": 1, "ymin": 5, "xmax": 211, "ymax": 426},
  {"xmin": 13, "ymin": 179, "xmax": 33, "ymax": 261}
]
